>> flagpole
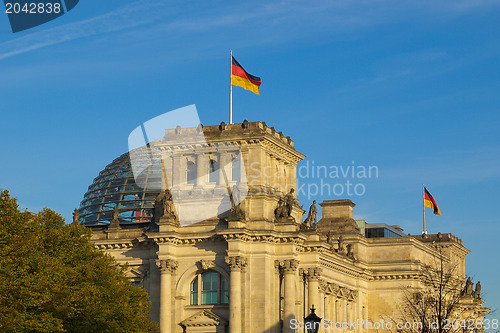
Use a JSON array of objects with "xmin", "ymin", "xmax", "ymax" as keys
[
  {"xmin": 230, "ymin": 50, "xmax": 233, "ymax": 124},
  {"xmin": 422, "ymin": 183, "xmax": 427, "ymax": 235}
]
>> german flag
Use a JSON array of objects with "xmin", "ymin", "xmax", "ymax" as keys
[
  {"xmin": 232, "ymin": 56, "xmax": 261, "ymax": 95},
  {"xmin": 424, "ymin": 187, "xmax": 441, "ymax": 215}
]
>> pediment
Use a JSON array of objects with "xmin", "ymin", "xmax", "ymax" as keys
[{"xmin": 180, "ymin": 310, "xmax": 227, "ymax": 327}]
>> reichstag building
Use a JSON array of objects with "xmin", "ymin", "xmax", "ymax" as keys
[{"xmin": 77, "ymin": 121, "xmax": 487, "ymax": 333}]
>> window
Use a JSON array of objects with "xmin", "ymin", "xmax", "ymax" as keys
[
  {"xmin": 231, "ymin": 156, "xmax": 241, "ymax": 182},
  {"xmin": 190, "ymin": 271, "xmax": 229, "ymax": 305},
  {"xmin": 191, "ymin": 276, "xmax": 198, "ymax": 304},
  {"xmin": 187, "ymin": 161, "xmax": 196, "ymax": 185},
  {"xmin": 202, "ymin": 271, "xmax": 218, "ymax": 304},
  {"xmin": 208, "ymin": 160, "xmax": 219, "ymax": 184}
]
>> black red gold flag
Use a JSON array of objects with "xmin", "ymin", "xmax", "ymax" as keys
[
  {"xmin": 424, "ymin": 187, "xmax": 441, "ymax": 215},
  {"xmin": 231, "ymin": 56, "xmax": 261, "ymax": 95}
]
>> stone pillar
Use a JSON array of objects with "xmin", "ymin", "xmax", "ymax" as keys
[
  {"xmin": 196, "ymin": 153, "xmax": 207, "ymax": 186},
  {"xmin": 307, "ymin": 268, "xmax": 322, "ymax": 311},
  {"xmin": 318, "ymin": 279, "xmax": 327, "ymax": 319},
  {"xmin": 219, "ymin": 153, "xmax": 229, "ymax": 184},
  {"xmin": 283, "ymin": 259, "xmax": 299, "ymax": 333},
  {"xmin": 225, "ymin": 256, "xmax": 247, "ymax": 333},
  {"xmin": 161, "ymin": 154, "xmax": 173, "ymax": 189},
  {"xmin": 172, "ymin": 156, "xmax": 182, "ymax": 188},
  {"xmin": 156, "ymin": 259, "xmax": 178, "ymax": 333},
  {"xmin": 341, "ymin": 298, "xmax": 347, "ymax": 332}
]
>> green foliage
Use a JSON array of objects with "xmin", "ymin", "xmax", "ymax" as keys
[{"xmin": 0, "ymin": 189, "xmax": 158, "ymax": 333}]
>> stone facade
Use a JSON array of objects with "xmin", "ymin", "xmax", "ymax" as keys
[{"xmin": 86, "ymin": 121, "xmax": 487, "ymax": 333}]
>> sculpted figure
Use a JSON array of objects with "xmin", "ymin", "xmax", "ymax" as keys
[
  {"xmin": 153, "ymin": 191, "xmax": 165, "ymax": 222},
  {"xmin": 283, "ymin": 188, "xmax": 296, "ymax": 217},
  {"xmin": 72, "ymin": 208, "xmax": 79, "ymax": 226},
  {"xmin": 153, "ymin": 189, "xmax": 177, "ymax": 222},
  {"xmin": 337, "ymin": 235, "xmax": 346, "ymax": 254},
  {"xmin": 304, "ymin": 200, "xmax": 317, "ymax": 227},
  {"xmin": 232, "ymin": 184, "xmax": 241, "ymax": 207},
  {"xmin": 229, "ymin": 184, "xmax": 245, "ymax": 220},
  {"xmin": 465, "ymin": 277, "xmax": 474, "ymax": 295},
  {"xmin": 274, "ymin": 197, "xmax": 287, "ymax": 218},
  {"xmin": 163, "ymin": 189, "xmax": 175, "ymax": 217},
  {"xmin": 109, "ymin": 205, "xmax": 121, "ymax": 229},
  {"xmin": 347, "ymin": 244, "xmax": 355, "ymax": 259},
  {"xmin": 327, "ymin": 231, "xmax": 334, "ymax": 245},
  {"xmin": 474, "ymin": 281, "xmax": 481, "ymax": 299},
  {"xmin": 112, "ymin": 205, "xmax": 119, "ymax": 221}
]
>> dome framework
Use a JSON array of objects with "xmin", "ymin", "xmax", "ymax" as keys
[{"xmin": 78, "ymin": 147, "xmax": 163, "ymax": 226}]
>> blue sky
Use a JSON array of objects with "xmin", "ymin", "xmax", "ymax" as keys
[{"xmin": 0, "ymin": 0, "xmax": 499, "ymax": 324}]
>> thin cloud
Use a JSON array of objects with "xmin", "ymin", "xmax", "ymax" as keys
[
  {"xmin": 0, "ymin": 1, "xmax": 173, "ymax": 61},
  {"xmin": 1, "ymin": 0, "xmax": 499, "ymax": 62}
]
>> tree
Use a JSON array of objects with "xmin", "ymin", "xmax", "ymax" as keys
[
  {"xmin": 0, "ymin": 189, "xmax": 158, "ymax": 333},
  {"xmin": 387, "ymin": 247, "xmax": 489, "ymax": 333}
]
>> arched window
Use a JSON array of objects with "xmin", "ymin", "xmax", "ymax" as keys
[
  {"xmin": 231, "ymin": 156, "xmax": 241, "ymax": 182},
  {"xmin": 208, "ymin": 160, "xmax": 219, "ymax": 184},
  {"xmin": 190, "ymin": 271, "xmax": 229, "ymax": 305},
  {"xmin": 187, "ymin": 161, "xmax": 196, "ymax": 185}
]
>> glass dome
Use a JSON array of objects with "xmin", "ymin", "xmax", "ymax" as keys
[{"xmin": 78, "ymin": 147, "xmax": 163, "ymax": 226}]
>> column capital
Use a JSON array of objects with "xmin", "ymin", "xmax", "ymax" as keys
[
  {"xmin": 156, "ymin": 259, "xmax": 178, "ymax": 274},
  {"xmin": 276, "ymin": 259, "xmax": 300, "ymax": 273},
  {"xmin": 307, "ymin": 267, "xmax": 323, "ymax": 281},
  {"xmin": 225, "ymin": 256, "xmax": 247, "ymax": 271},
  {"xmin": 283, "ymin": 259, "xmax": 299, "ymax": 273}
]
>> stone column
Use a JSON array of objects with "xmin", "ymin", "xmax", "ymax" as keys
[
  {"xmin": 196, "ymin": 153, "xmax": 207, "ymax": 186},
  {"xmin": 219, "ymin": 153, "xmax": 229, "ymax": 184},
  {"xmin": 161, "ymin": 154, "xmax": 173, "ymax": 189},
  {"xmin": 341, "ymin": 297, "xmax": 347, "ymax": 332},
  {"xmin": 225, "ymin": 256, "xmax": 247, "ymax": 333},
  {"xmin": 283, "ymin": 259, "xmax": 299, "ymax": 333},
  {"xmin": 172, "ymin": 156, "xmax": 182, "ymax": 188},
  {"xmin": 156, "ymin": 259, "xmax": 178, "ymax": 333},
  {"xmin": 318, "ymin": 279, "xmax": 327, "ymax": 319},
  {"xmin": 307, "ymin": 268, "xmax": 322, "ymax": 311}
]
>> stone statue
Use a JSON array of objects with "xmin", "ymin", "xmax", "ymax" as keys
[
  {"xmin": 109, "ymin": 206, "xmax": 121, "ymax": 229},
  {"xmin": 232, "ymin": 184, "xmax": 241, "ymax": 207},
  {"xmin": 337, "ymin": 235, "xmax": 346, "ymax": 254},
  {"xmin": 274, "ymin": 189, "xmax": 297, "ymax": 222},
  {"xmin": 153, "ymin": 191, "xmax": 164, "ymax": 223},
  {"xmin": 283, "ymin": 188, "xmax": 296, "ymax": 217},
  {"xmin": 303, "ymin": 200, "xmax": 317, "ymax": 227},
  {"xmin": 274, "ymin": 197, "xmax": 287, "ymax": 219},
  {"xmin": 162, "ymin": 189, "xmax": 176, "ymax": 218},
  {"xmin": 229, "ymin": 184, "xmax": 245, "ymax": 220},
  {"xmin": 347, "ymin": 244, "xmax": 355, "ymax": 259},
  {"xmin": 327, "ymin": 231, "xmax": 334, "ymax": 245},
  {"xmin": 71, "ymin": 208, "xmax": 79, "ymax": 227},
  {"xmin": 465, "ymin": 277, "xmax": 474, "ymax": 296},
  {"xmin": 153, "ymin": 189, "xmax": 177, "ymax": 224},
  {"xmin": 474, "ymin": 281, "xmax": 481, "ymax": 299}
]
